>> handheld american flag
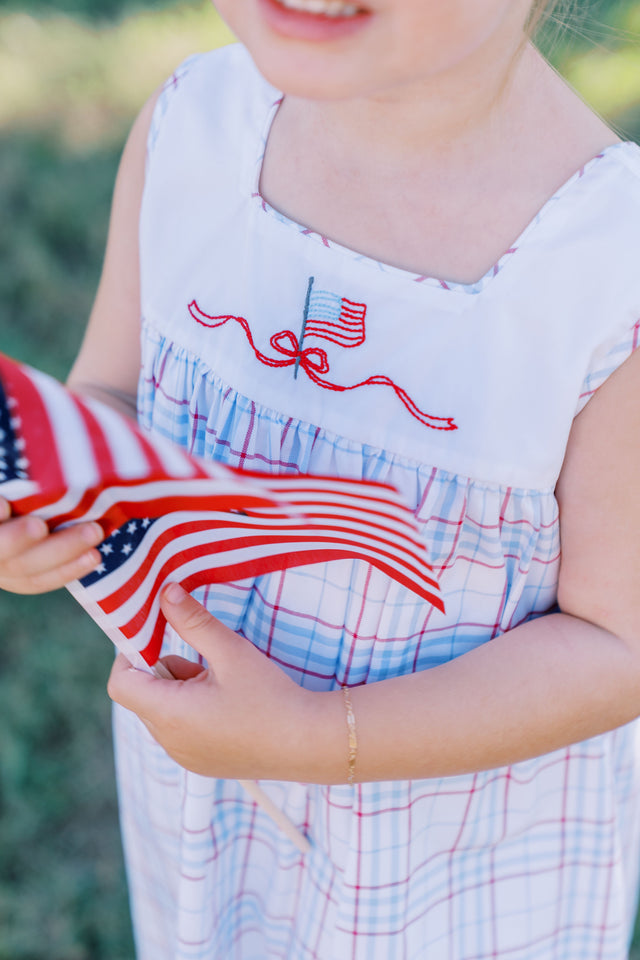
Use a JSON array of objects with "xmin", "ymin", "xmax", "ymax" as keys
[{"xmin": 0, "ymin": 352, "xmax": 444, "ymax": 671}]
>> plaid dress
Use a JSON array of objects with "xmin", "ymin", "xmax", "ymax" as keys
[{"xmin": 114, "ymin": 45, "xmax": 640, "ymax": 959}]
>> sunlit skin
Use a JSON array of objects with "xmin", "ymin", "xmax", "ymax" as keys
[
  {"xmin": 212, "ymin": 0, "xmax": 534, "ymax": 103},
  {"xmin": 0, "ymin": 0, "xmax": 639, "ymax": 788},
  {"xmin": 214, "ymin": 0, "xmax": 619, "ymax": 285}
]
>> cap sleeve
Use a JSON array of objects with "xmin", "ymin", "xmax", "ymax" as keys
[
  {"xmin": 575, "ymin": 317, "xmax": 640, "ymax": 417},
  {"xmin": 146, "ymin": 54, "xmax": 202, "ymax": 171}
]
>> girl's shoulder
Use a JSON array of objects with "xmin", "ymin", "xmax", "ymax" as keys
[
  {"xmin": 149, "ymin": 44, "xmax": 276, "ymax": 149},
  {"xmin": 167, "ymin": 41, "xmax": 268, "ymax": 91},
  {"xmin": 607, "ymin": 138, "xmax": 640, "ymax": 184}
]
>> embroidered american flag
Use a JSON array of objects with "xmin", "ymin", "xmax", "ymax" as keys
[
  {"xmin": 304, "ymin": 287, "xmax": 367, "ymax": 347},
  {"xmin": 0, "ymin": 352, "xmax": 443, "ymax": 669}
]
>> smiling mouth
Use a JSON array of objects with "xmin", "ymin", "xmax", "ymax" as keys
[
  {"xmin": 259, "ymin": 0, "xmax": 371, "ymax": 41},
  {"xmin": 273, "ymin": 0, "xmax": 365, "ymax": 17}
]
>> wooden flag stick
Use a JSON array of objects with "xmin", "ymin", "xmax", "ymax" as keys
[
  {"xmin": 153, "ymin": 660, "xmax": 311, "ymax": 855},
  {"xmin": 238, "ymin": 780, "xmax": 311, "ymax": 854}
]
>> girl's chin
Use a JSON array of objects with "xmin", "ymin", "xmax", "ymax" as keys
[{"xmin": 256, "ymin": 0, "xmax": 372, "ymax": 43}]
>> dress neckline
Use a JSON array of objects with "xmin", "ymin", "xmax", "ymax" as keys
[{"xmin": 251, "ymin": 93, "xmax": 639, "ymax": 296}]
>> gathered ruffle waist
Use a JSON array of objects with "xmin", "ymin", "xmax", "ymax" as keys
[{"xmin": 137, "ymin": 322, "xmax": 560, "ymax": 676}]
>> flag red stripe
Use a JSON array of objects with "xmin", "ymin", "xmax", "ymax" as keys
[
  {"xmin": 249, "ymin": 499, "xmax": 421, "ymax": 539},
  {"xmin": 73, "ymin": 396, "xmax": 118, "ymax": 476},
  {"xmin": 129, "ymin": 552, "xmax": 444, "ymax": 666},
  {"xmin": 108, "ymin": 530, "xmax": 442, "ymax": 639},
  {"xmin": 97, "ymin": 516, "xmax": 440, "ymax": 616},
  {"xmin": 46, "ymin": 490, "xmax": 279, "ymax": 534},
  {"xmin": 0, "ymin": 357, "xmax": 67, "ymax": 516}
]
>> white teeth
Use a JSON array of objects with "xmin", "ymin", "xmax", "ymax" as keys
[{"xmin": 278, "ymin": 0, "xmax": 361, "ymax": 16}]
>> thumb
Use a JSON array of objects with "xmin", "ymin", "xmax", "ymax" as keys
[{"xmin": 160, "ymin": 582, "xmax": 233, "ymax": 663}]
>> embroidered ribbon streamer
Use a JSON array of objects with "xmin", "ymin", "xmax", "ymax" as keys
[{"xmin": 189, "ymin": 302, "xmax": 457, "ymax": 432}]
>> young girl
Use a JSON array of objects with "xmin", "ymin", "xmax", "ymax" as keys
[{"xmin": 2, "ymin": 0, "xmax": 640, "ymax": 956}]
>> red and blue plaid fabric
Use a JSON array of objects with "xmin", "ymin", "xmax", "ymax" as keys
[
  {"xmin": 110, "ymin": 317, "xmax": 640, "ymax": 960},
  {"xmin": 113, "ymin": 47, "xmax": 640, "ymax": 960}
]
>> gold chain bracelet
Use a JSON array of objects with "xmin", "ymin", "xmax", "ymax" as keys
[{"xmin": 341, "ymin": 686, "xmax": 358, "ymax": 785}]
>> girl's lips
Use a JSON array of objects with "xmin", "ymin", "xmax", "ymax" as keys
[{"xmin": 256, "ymin": 0, "xmax": 372, "ymax": 42}]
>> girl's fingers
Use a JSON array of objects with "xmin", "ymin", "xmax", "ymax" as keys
[
  {"xmin": 159, "ymin": 655, "xmax": 207, "ymax": 681},
  {"xmin": 0, "ymin": 515, "xmax": 49, "ymax": 562},
  {"xmin": 12, "ymin": 549, "xmax": 104, "ymax": 594},
  {"xmin": 160, "ymin": 583, "xmax": 238, "ymax": 666},
  {"xmin": 0, "ymin": 519, "xmax": 104, "ymax": 591},
  {"xmin": 107, "ymin": 655, "xmax": 175, "ymax": 724}
]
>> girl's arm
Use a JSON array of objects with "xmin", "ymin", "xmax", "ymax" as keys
[
  {"xmin": 0, "ymin": 94, "xmax": 157, "ymax": 594},
  {"xmin": 108, "ymin": 345, "xmax": 640, "ymax": 783},
  {"xmin": 66, "ymin": 90, "xmax": 159, "ymax": 411}
]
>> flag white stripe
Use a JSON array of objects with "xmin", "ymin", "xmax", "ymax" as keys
[
  {"xmin": 30, "ymin": 368, "xmax": 100, "ymax": 489},
  {"xmin": 111, "ymin": 528, "xmax": 436, "ymax": 653},
  {"xmin": 93, "ymin": 522, "xmax": 431, "ymax": 621},
  {"xmin": 63, "ymin": 477, "xmax": 280, "ymax": 525},
  {"xmin": 0, "ymin": 478, "xmax": 39, "ymax": 499},
  {"xmin": 86, "ymin": 519, "xmax": 436, "ymax": 628},
  {"xmin": 82, "ymin": 398, "xmax": 159, "ymax": 480},
  {"xmin": 67, "ymin": 578, "xmax": 154, "ymax": 672},
  {"xmin": 75, "ymin": 495, "xmax": 425, "ymax": 567},
  {"xmin": 20, "ymin": 375, "xmax": 100, "ymax": 521},
  {"xmin": 64, "ymin": 477, "xmax": 417, "ymax": 543},
  {"xmin": 254, "ymin": 491, "xmax": 415, "ymax": 526}
]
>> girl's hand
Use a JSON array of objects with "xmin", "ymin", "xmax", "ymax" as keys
[
  {"xmin": 0, "ymin": 498, "xmax": 104, "ymax": 594},
  {"xmin": 107, "ymin": 584, "xmax": 344, "ymax": 782}
]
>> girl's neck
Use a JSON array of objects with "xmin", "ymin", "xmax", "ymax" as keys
[
  {"xmin": 260, "ymin": 43, "xmax": 619, "ymax": 285},
  {"xmin": 281, "ymin": 39, "xmax": 542, "ymax": 166}
]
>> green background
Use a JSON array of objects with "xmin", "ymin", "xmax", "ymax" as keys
[{"xmin": 0, "ymin": 2, "xmax": 639, "ymax": 957}]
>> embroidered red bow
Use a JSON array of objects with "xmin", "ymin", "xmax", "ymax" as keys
[{"xmin": 270, "ymin": 330, "xmax": 330, "ymax": 376}]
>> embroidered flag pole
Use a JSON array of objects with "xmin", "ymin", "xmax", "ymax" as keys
[
  {"xmin": 0, "ymin": 351, "xmax": 444, "ymax": 852},
  {"xmin": 293, "ymin": 275, "xmax": 314, "ymax": 379}
]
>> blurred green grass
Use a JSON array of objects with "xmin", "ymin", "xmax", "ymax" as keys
[
  {"xmin": 0, "ymin": 2, "xmax": 639, "ymax": 958},
  {"xmin": 0, "ymin": 3, "xmax": 234, "ymax": 149},
  {"xmin": 0, "ymin": 593, "xmax": 132, "ymax": 959}
]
